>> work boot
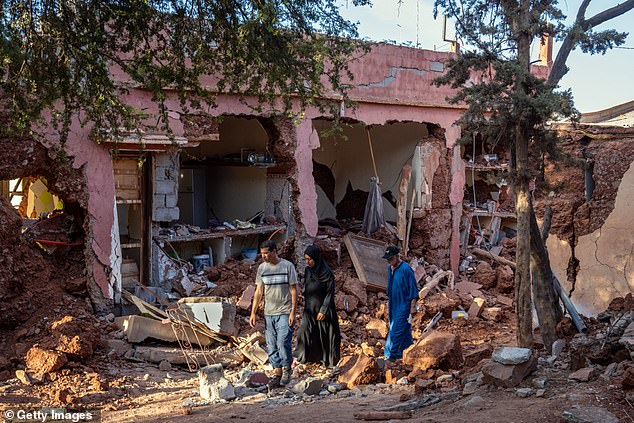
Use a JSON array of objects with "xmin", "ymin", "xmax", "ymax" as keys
[
  {"xmin": 280, "ymin": 367, "xmax": 292, "ymax": 385},
  {"xmin": 267, "ymin": 374, "xmax": 281, "ymax": 389}
]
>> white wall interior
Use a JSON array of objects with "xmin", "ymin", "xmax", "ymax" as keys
[
  {"xmin": 312, "ymin": 120, "xmax": 429, "ymax": 222},
  {"xmin": 181, "ymin": 116, "xmax": 270, "ymax": 225}
]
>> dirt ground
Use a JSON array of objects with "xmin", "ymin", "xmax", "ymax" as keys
[{"xmin": 1, "ymin": 197, "xmax": 632, "ymax": 423}]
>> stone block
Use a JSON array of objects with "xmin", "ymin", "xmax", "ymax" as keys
[
  {"xmin": 481, "ymin": 307, "xmax": 502, "ymax": 322},
  {"xmin": 463, "ymin": 345, "xmax": 492, "ymax": 368},
  {"xmin": 402, "ymin": 331, "xmax": 464, "ymax": 371},
  {"xmin": 292, "ymin": 377, "xmax": 323, "ymax": 395},
  {"xmin": 177, "ymin": 297, "xmax": 237, "ymax": 336},
  {"xmin": 25, "ymin": 346, "xmax": 68, "ymax": 375},
  {"xmin": 467, "ymin": 298, "xmax": 486, "ymax": 318},
  {"xmin": 481, "ymin": 356, "xmax": 537, "ymax": 388},
  {"xmin": 492, "ymin": 347, "xmax": 532, "ymax": 365},
  {"xmin": 569, "ymin": 367, "xmax": 598, "ymax": 382},
  {"xmin": 105, "ymin": 339, "xmax": 132, "ymax": 357},
  {"xmin": 365, "ymin": 318, "xmax": 389, "ymax": 339},
  {"xmin": 114, "ymin": 315, "xmax": 213, "ymax": 346},
  {"xmin": 337, "ymin": 354, "xmax": 384, "ymax": 388},
  {"xmin": 199, "ymin": 364, "xmax": 236, "ymax": 401},
  {"xmin": 562, "ymin": 406, "xmax": 619, "ymax": 423}
]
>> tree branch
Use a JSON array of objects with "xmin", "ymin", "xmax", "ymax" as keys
[{"xmin": 549, "ymin": 0, "xmax": 634, "ymax": 86}]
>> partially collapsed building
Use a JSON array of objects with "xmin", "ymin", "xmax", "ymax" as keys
[{"xmin": 8, "ymin": 39, "xmax": 630, "ymax": 319}]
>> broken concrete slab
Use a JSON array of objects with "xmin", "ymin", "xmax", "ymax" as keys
[
  {"xmin": 492, "ymin": 347, "xmax": 532, "ymax": 365},
  {"xmin": 402, "ymin": 331, "xmax": 463, "ymax": 371},
  {"xmin": 177, "ymin": 297, "xmax": 237, "ymax": 336},
  {"xmin": 115, "ymin": 315, "xmax": 214, "ymax": 346},
  {"xmin": 133, "ymin": 345, "xmax": 244, "ymax": 368},
  {"xmin": 481, "ymin": 356, "xmax": 537, "ymax": 388}
]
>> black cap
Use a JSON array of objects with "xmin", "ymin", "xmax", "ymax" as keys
[{"xmin": 382, "ymin": 245, "xmax": 400, "ymax": 259}]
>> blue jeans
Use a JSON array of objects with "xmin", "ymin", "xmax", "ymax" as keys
[{"xmin": 265, "ymin": 314, "xmax": 294, "ymax": 369}]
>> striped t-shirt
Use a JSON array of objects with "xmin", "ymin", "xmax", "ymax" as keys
[{"xmin": 255, "ymin": 258, "xmax": 297, "ymax": 316}]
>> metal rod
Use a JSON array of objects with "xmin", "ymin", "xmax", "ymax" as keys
[{"xmin": 553, "ymin": 276, "xmax": 587, "ymax": 333}]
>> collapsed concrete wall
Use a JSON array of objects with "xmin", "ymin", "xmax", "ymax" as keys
[{"xmin": 535, "ymin": 124, "xmax": 634, "ymax": 316}]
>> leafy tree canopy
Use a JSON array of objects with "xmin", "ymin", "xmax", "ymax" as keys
[{"xmin": 0, "ymin": 0, "xmax": 370, "ymax": 139}]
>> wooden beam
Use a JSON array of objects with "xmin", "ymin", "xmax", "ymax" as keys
[
  {"xmin": 397, "ymin": 165, "xmax": 412, "ymax": 246},
  {"xmin": 471, "ymin": 247, "xmax": 516, "ymax": 269}
]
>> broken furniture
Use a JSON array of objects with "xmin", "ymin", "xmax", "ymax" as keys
[{"xmin": 344, "ymin": 233, "xmax": 389, "ymax": 291}]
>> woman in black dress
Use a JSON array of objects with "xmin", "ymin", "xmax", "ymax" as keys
[{"xmin": 295, "ymin": 245, "xmax": 341, "ymax": 367}]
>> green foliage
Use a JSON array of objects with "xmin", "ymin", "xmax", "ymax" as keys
[{"xmin": 0, "ymin": 1, "xmax": 370, "ymax": 141}]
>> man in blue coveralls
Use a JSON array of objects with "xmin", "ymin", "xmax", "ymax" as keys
[{"xmin": 382, "ymin": 245, "xmax": 419, "ymax": 361}]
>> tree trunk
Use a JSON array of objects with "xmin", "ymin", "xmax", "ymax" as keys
[
  {"xmin": 529, "ymin": 202, "xmax": 563, "ymax": 353},
  {"xmin": 513, "ymin": 1, "xmax": 533, "ymax": 348}
]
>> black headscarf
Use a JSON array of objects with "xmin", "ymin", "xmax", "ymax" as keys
[{"xmin": 304, "ymin": 245, "xmax": 332, "ymax": 281}]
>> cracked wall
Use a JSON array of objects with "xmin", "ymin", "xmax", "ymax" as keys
[
  {"xmin": 540, "ymin": 125, "xmax": 634, "ymax": 316},
  {"xmin": 547, "ymin": 160, "xmax": 634, "ymax": 316}
]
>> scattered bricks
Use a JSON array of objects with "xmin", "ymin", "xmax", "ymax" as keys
[
  {"xmin": 495, "ymin": 265, "xmax": 514, "ymax": 293},
  {"xmin": 414, "ymin": 378, "xmax": 435, "ymax": 395},
  {"xmin": 569, "ymin": 367, "xmax": 598, "ymax": 382},
  {"xmin": 481, "ymin": 356, "xmax": 537, "ymax": 388},
  {"xmin": 26, "ymin": 346, "xmax": 68, "ymax": 375},
  {"xmin": 337, "ymin": 354, "xmax": 384, "ymax": 389},
  {"xmin": 474, "ymin": 262, "xmax": 496, "ymax": 290},
  {"xmin": 496, "ymin": 295, "xmax": 514, "ymax": 307},
  {"xmin": 237, "ymin": 285, "xmax": 256, "ymax": 310},
  {"xmin": 198, "ymin": 364, "xmax": 236, "ymax": 401},
  {"xmin": 481, "ymin": 307, "xmax": 503, "ymax": 322},
  {"xmin": 492, "ymin": 347, "xmax": 532, "ymax": 365},
  {"xmin": 562, "ymin": 406, "xmax": 619, "ymax": 423},
  {"xmin": 365, "ymin": 318, "xmax": 389, "ymax": 339},
  {"xmin": 463, "ymin": 345, "xmax": 493, "ymax": 368},
  {"xmin": 467, "ymin": 298, "xmax": 486, "ymax": 318},
  {"xmin": 292, "ymin": 377, "xmax": 323, "ymax": 395},
  {"xmin": 402, "ymin": 331, "xmax": 463, "ymax": 371}
]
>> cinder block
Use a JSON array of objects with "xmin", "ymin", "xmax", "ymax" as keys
[
  {"xmin": 165, "ymin": 193, "xmax": 178, "ymax": 208},
  {"xmin": 178, "ymin": 297, "xmax": 237, "ymax": 336},
  {"xmin": 154, "ymin": 179, "xmax": 177, "ymax": 195},
  {"xmin": 153, "ymin": 207, "xmax": 179, "ymax": 222},
  {"xmin": 153, "ymin": 194, "xmax": 166, "ymax": 208}
]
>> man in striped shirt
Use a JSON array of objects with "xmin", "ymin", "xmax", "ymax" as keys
[{"xmin": 250, "ymin": 239, "xmax": 298, "ymax": 388}]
